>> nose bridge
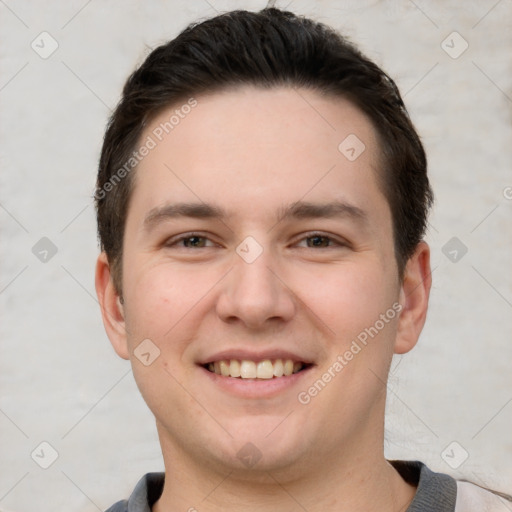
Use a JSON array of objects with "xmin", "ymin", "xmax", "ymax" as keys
[
  {"xmin": 216, "ymin": 238, "xmax": 295, "ymax": 327},
  {"xmin": 235, "ymin": 245, "xmax": 275, "ymax": 294}
]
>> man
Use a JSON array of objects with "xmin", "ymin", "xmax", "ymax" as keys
[{"xmin": 94, "ymin": 7, "xmax": 509, "ymax": 511}]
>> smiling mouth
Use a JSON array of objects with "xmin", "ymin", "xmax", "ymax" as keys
[{"xmin": 204, "ymin": 359, "xmax": 310, "ymax": 379}]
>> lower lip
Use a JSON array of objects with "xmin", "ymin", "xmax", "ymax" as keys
[{"xmin": 198, "ymin": 365, "xmax": 314, "ymax": 399}]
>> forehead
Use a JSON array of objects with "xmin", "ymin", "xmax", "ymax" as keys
[{"xmin": 129, "ymin": 86, "xmax": 388, "ymax": 225}]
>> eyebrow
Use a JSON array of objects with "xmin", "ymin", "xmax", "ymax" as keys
[
  {"xmin": 143, "ymin": 199, "xmax": 368, "ymax": 231},
  {"xmin": 144, "ymin": 202, "xmax": 226, "ymax": 230},
  {"xmin": 276, "ymin": 200, "xmax": 368, "ymax": 224}
]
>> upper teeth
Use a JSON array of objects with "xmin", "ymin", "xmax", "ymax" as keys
[{"xmin": 208, "ymin": 359, "xmax": 303, "ymax": 379}]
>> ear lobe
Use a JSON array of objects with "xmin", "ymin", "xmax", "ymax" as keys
[
  {"xmin": 394, "ymin": 242, "xmax": 432, "ymax": 355},
  {"xmin": 95, "ymin": 252, "xmax": 130, "ymax": 360}
]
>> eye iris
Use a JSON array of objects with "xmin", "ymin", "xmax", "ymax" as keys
[
  {"xmin": 184, "ymin": 236, "xmax": 205, "ymax": 247},
  {"xmin": 308, "ymin": 235, "xmax": 329, "ymax": 247}
]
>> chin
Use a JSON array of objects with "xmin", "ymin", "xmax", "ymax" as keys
[{"xmin": 212, "ymin": 418, "xmax": 310, "ymax": 474}]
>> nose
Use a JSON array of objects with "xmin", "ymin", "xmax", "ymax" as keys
[{"xmin": 215, "ymin": 245, "xmax": 296, "ymax": 330}]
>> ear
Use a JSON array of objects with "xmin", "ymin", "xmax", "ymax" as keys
[
  {"xmin": 95, "ymin": 252, "xmax": 130, "ymax": 360},
  {"xmin": 394, "ymin": 241, "xmax": 431, "ymax": 355}
]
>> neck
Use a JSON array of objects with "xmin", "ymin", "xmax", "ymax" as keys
[{"xmin": 152, "ymin": 424, "xmax": 416, "ymax": 512}]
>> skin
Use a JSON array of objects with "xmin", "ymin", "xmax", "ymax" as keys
[{"xmin": 96, "ymin": 86, "xmax": 431, "ymax": 511}]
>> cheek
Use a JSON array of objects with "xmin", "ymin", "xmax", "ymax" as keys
[
  {"xmin": 294, "ymin": 265, "xmax": 399, "ymax": 416},
  {"xmin": 122, "ymin": 260, "xmax": 222, "ymax": 345},
  {"xmin": 294, "ymin": 262, "xmax": 396, "ymax": 338}
]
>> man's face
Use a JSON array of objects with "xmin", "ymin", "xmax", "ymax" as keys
[{"xmin": 99, "ymin": 86, "xmax": 427, "ymax": 476}]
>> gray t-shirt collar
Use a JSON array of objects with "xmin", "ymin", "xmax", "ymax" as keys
[{"xmin": 107, "ymin": 460, "xmax": 456, "ymax": 512}]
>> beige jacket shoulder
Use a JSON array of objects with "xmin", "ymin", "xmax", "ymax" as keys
[{"xmin": 455, "ymin": 481, "xmax": 511, "ymax": 512}]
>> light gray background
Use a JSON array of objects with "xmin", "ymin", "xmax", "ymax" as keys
[{"xmin": 1, "ymin": 1, "xmax": 511, "ymax": 510}]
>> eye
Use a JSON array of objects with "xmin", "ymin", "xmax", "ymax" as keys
[
  {"xmin": 165, "ymin": 233, "xmax": 216, "ymax": 248},
  {"xmin": 305, "ymin": 235, "xmax": 332, "ymax": 248},
  {"xmin": 295, "ymin": 233, "xmax": 346, "ymax": 249}
]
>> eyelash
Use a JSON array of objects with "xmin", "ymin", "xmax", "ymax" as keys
[
  {"xmin": 295, "ymin": 232, "xmax": 346, "ymax": 249},
  {"xmin": 165, "ymin": 232, "xmax": 347, "ymax": 249},
  {"xmin": 166, "ymin": 233, "xmax": 216, "ymax": 248}
]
